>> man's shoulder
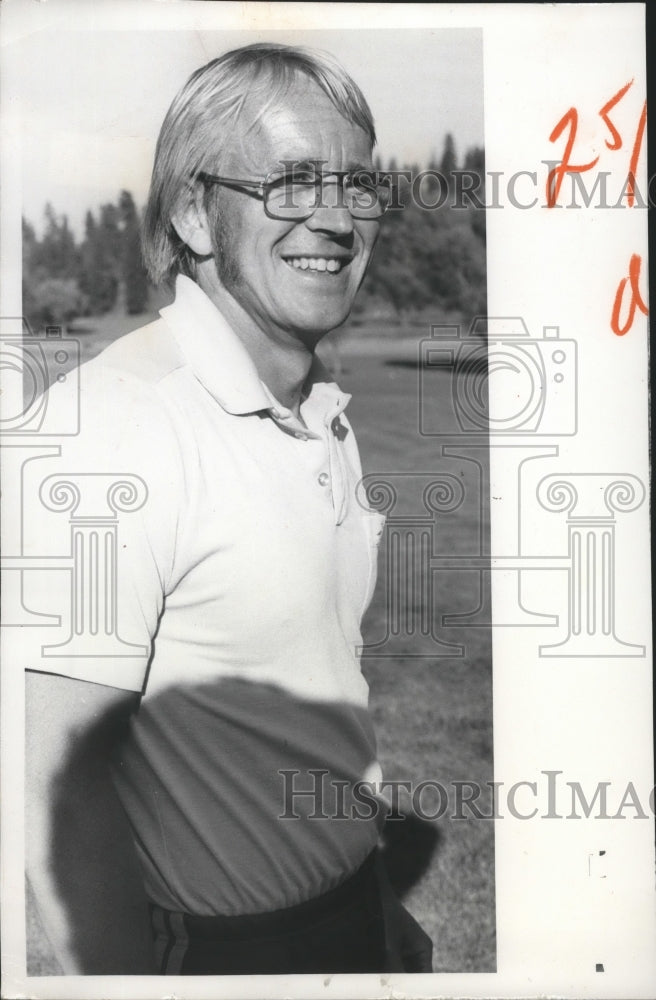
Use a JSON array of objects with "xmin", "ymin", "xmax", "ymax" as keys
[
  {"xmin": 43, "ymin": 315, "xmax": 190, "ymax": 458},
  {"xmin": 84, "ymin": 315, "xmax": 185, "ymax": 389}
]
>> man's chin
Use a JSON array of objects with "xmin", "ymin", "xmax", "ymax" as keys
[
  {"xmin": 289, "ymin": 295, "xmax": 355, "ymax": 337},
  {"xmin": 290, "ymin": 310, "xmax": 351, "ymax": 347}
]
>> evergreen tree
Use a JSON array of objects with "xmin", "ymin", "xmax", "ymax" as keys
[
  {"xmin": 439, "ymin": 134, "xmax": 458, "ymax": 195},
  {"xmin": 22, "ymin": 217, "xmax": 38, "ymax": 264},
  {"xmin": 22, "ymin": 217, "xmax": 39, "ymax": 324},
  {"xmin": 463, "ymin": 146, "xmax": 485, "ymax": 175},
  {"xmin": 118, "ymin": 190, "xmax": 149, "ymax": 314},
  {"xmin": 98, "ymin": 203, "xmax": 122, "ymax": 278},
  {"xmin": 78, "ymin": 204, "xmax": 120, "ymax": 313},
  {"xmin": 463, "ymin": 146, "xmax": 486, "ymax": 243},
  {"xmin": 33, "ymin": 204, "xmax": 79, "ymax": 280},
  {"xmin": 78, "ymin": 210, "xmax": 98, "ymax": 310},
  {"xmin": 23, "ymin": 209, "xmax": 87, "ymax": 330}
]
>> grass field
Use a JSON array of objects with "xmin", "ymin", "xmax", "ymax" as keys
[
  {"xmin": 342, "ymin": 346, "xmax": 495, "ymax": 973},
  {"xmin": 27, "ymin": 308, "xmax": 495, "ymax": 974}
]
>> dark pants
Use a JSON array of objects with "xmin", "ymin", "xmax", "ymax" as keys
[{"xmin": 150, "ymin": 852, "xmax": 387, "ymax": 975}]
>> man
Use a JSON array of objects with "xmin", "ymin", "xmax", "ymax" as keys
[{"xmin": 26, "ymin": 42, "xmax": 433, "ymax": 975}]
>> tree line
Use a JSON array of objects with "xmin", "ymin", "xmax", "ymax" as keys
[
  {"xmin": 22, "ymin": 136, "xmax": 486, "ymax": 332},
  {"xmin": 360, "ymin": 139, "xmax": 486, "ymax": 321},
  {"xmin": 22, "ymin": 190, "xmax": 149, "ymax": 330}
]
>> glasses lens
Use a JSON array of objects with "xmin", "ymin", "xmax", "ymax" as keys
[
  {"xmin": 264, "ymin": 169, "xmax": 391, "ymax": 220},
  {"xmin": 264, "ymin": 170, "xmax": 319, "ymax": 219},
  {"xmin": 345, "ymin": 172, "xmax": 391, "ymax": 218}
]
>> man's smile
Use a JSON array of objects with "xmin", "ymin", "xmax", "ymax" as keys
[{"xmin": 282, "ymin": 254, "xmax": 354, "ymax": 274}]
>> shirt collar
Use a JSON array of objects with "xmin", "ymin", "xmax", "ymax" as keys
[{"xmin": 159, "ymin": 275, "xmax": 350, "ymax": 426}]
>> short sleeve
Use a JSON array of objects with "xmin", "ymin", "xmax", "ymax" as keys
[{"xmin": 18, "ymin": 358, "xmax": 184, "ymax": 692}]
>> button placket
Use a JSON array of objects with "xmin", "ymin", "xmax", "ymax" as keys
[{"xmin": 323, "ymin": 405, "xmax": 350, "ymax": 525}]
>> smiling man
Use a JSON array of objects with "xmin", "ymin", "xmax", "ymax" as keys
[{"xmin": 26, "ymin": 43, "xmax": 433, "ymax": 976}]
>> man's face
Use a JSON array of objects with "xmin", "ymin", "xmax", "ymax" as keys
[{"xmin": 206, "ymin": 81, "xmax": 380, "ymax": 347}]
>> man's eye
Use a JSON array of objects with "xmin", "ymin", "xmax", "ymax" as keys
[
  {"xmin": 290, "ymin": 172, "xmax": 317, "ymax": 186},
  {"xmin": 349, "ymin": 172, "xmax": 375, "ymax": 193}
]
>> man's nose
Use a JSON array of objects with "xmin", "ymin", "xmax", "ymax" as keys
[
  {"xmin": 304, "ymin": 181, "xmax": 354, "ymax": 235},
  {"xmin": 304, "ymin": 203, "xmax": 354, "ymax": 235}
]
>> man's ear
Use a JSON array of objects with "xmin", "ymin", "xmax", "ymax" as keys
[{"xmin": 171, "ymin": 187, "xmax": 213, "ymax": 257}]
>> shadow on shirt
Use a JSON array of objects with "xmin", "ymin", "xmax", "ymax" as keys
[{"xmin": 37, "ymin": 675, "xmax": 440, "ymax": 973}]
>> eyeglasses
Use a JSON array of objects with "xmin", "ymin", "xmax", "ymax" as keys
[{"xmin": 197, "ymin": 165, "xmax": 392, "ymax": 221}]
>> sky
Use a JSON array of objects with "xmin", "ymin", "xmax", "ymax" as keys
[{"xmin": 8, "ymin": 25, "xmax": 484, "ymax": 236}]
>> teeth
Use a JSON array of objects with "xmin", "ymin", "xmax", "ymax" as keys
[{"xmin": 285, "ymin": 257, "xmax": 344, "ymax": 273}]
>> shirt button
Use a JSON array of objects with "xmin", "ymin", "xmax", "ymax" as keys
[{"xmin": 318, "ymin": 472, "xmax": 330, "ymax": 487}]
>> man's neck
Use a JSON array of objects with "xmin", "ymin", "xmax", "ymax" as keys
[{"xmin": 196, "ymin": 267, "xmax": 315, "ymax": 416}]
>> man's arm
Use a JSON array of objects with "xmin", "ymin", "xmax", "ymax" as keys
[{"xmin": 26, "ymin": 670, "xmax": 156, "ymax": 974}]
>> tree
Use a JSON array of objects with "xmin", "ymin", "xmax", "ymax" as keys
[
  {"xmin": 463, "ymin": 147, "xmax": 487, "ymax": 243},
  {"xmin": 439, "ymin": 134, "xmax": 458, "ymax": 196},
  {"xmin": 23, "ymin": 213, "xmax": 84, "ymax": 330},
  {"xmin": 23, "ymin": 190, "xmax": 153, "ymax": 329},
  {"xmin": 98, "ymin": 203, "xmax": 122, "ymax": 267},
  {"xmin": 359, "ymin": 146, "xmax": 487, "ymax": 320},
  {"xmin": 22, "ymin": 217, "xmax": 38, "ymax": 267},
  {"xmin": 78, "ymin": 206, "xmax": 119, "ymax": 314},
  {"xmin": 30, "ymin": 278, "xmax": 89, "ymax": 328},
  {"xmin": 118, "ymin": 191, "xmax": 149, "ymax": 315},
  {"xmin": 32, "ymin": 205, "xmax": 79, "ymax": 281},
  {"xmin": 463, "ymin": 146, "xmax": 485, "ymax": 175},
  {"xmin": 78, "ymin": 211, "xmax": 99, "ymax": 308},
  {"xmin": 22, "ymin": 217, "xmax": 40, "ymax": 321}
]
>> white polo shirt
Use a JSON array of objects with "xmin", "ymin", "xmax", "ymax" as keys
[{"xmin": 28, "ymin": 275, "xmax": 386, "ymax": 916}]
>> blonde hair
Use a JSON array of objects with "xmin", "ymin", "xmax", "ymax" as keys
[{"xmin": 142, "ymin": 42, "xmax": 377, "ymax": 286}]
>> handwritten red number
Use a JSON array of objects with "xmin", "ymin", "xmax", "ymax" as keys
[
  {"xmin": 546, "ymin": 108, "xmax": 599, "ymax": 207},
  {"xmin": 599, "ymin": 79, "xmax": 634, "ymax": 149},
  {"xmin": 626, "ymin": 100, "xmax": 647, "ymax": 208},
  {"xmin": 546, "ymin": 80, "xmax": 637, "ymax": 207}
]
